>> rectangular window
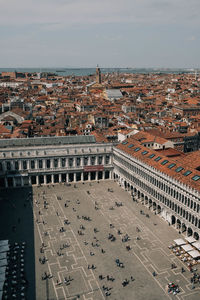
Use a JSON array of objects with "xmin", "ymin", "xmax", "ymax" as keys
[
  {"xmin": 7, "ymin": 161, "xmax": 11, "ymax": 170},
  {"xmin": 161, "ymin": 160, "xmax": 169, "ymax": 165},
  {"xmin": 168, "ymin": 163, "xmax": 176, "ymax": 169},
  {"xmin": 192, "ymin": 175, "xmax": 200, "ymax": 181},
  {"xmin": 39, "ymin": 160, "xmax": 43, "ymax": 169},
  {"xmin": 46, "ymin": 159, "xmax": 50, "ymax": 169},
  {"xmin": 98, "ymin": 156, "xmax": 102, "ymax": 164},
  {"xmin": 69, "ymin": 158, "xmax": 73, "ymax": 167},
  {"xmin": 23, "ymin": 161, "xmax": 27, "ymax": 170},
  {"xmin": 76, "ymin": 157, "xmax": 81, "ymax": 166},
  {"xmin": 84, "ymin": 157, "xmax": 88, "ymax": 166},
  {"xmin": 128, "ymin": 144, "xmax": 134, "ymax": 148},
  {"xmin": 175, "ymin": 167, "xmax": 184, "ymax": 173},
  {"xmin": 122, "ymin": 141, "xmax": 128, "ymax": 145},
  {"xmin": 31, "ymin": 160, "xmax": 35, "ymax": 169},
  {"xmin": 105, "ymin": 155, "xmax": 110, "ymax": 164},
  {"xmin": 183, "ymin": 170, "xmax": 192, "ymax": 176},
  {"xmin": 148, "ymin": 154, "xmax": 155, "ymax": 158},
  {"xmin": 61, "ymin": 158, "xmax": 66, "ymax": 167},
  {"xmin": 134, "ymin": 147, "xmax": 141, "ymax": 152},
  {"xmin": 154, "ymin": 156, "xmax": 162, "ymax": 162},
  {"xmin": 15, "ymin": 161, "xmax": 19, "ymax": 170},
  {"xmin": 142, "ymin": 151, "xmax": 148, "ymax": 155},
  {"xmin": 54, "ymin": 159, "xmax": 58, "ymax": 168}
]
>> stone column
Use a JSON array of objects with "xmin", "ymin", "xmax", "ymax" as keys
[
  {"xmin": 59, "ymin": 173, "xmax": 62, "ymax": 183},
  {"xmin": 81, "ymin": 172, "xmax": 84, "ymax": 181},
  {"xmin": 74, "ymin": 173, "xmax": 77, "ymax": 182},
  {"xmin": 19, "ymin": 160, "xmax": 22, "ymax": 171},
  {"xmin": 58, "ymin": 158, "xmax": 61, "ymax": 168},
  {"xmin": 51, "ymin": 174, "xmax": 54, "ymax": 184},
  {"xmin": 88, "ymin": 172, "xmax": 91, "ymax": 181},
  {"xmin": 103, "ymin": 171, "xmax": 105, "ymax": 180},
  {"xmin": 21, "ymin": 177, "xmax": 24, "ymax": 187},
  {"xmin": 95, "ymin": 171, "xmax": 98, "ymax": 181},
  {"xmin": 36, "ymin": 176, "xmax": 39, "ymax": 185},
  {"xmin": 27, "ymin": 160, "xmax": 31, "ymax": 170},
  {"xmin": 66, "ymin": 173, "xmax": 69, "ymax": 183},
  {"xmin": 29, "ymin": 176, "xmax": 32, "ymax": 186},
  {"xmin": 5, "ymin": 178, "xmax": 8, "ymax": 188},
  {"xmin": 13, "ymin": 177, "xmax": 16, "ymax": 187},
  {"xmin": 35, "ymin": 160, "xmax": 39, "ymax": 170},
  {"xmin": 44, "ymin": 175, "xmax": 47, "ymax": 185},
  {"xmin": 50, "ymin": 159, "xmax": 53, "ymax": 169}
]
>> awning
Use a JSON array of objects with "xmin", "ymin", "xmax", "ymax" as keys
[
  {"xmin": 0, "ymin": 253, "xmax": 6, "ymax": 260},
  {"xmin": 0, "ymin": 259, "xmax": 7, "ymax": 267},
  {"xmin": 0, "ymin": 240, "xmax": 8, "ymax": 247},
  {"xmin": 181, "ymin": 244, "xmax": 194, "ymax": 252},
  {"xmin": 192, "ymin": 241, "xmax": 200, "ymax": 251},
  {"xmin": 0, "ymin": 245, "xmax": 9, "ymax": 253},
  {"xmin": 0, "ymin": 267, "xmax": 6, "ymax": 275},
  {"xmin": 0, "ymin": 273, "xmax": 5, "ymax": 283},
  {"xmin": 0, "ymin": 282, "xmax": 4, "ymax": 291},
  {"xmin": 174, "ymin": 238, "xmax": 186, "ymax": 246},
  {"xmin": 185, "ymin": 236, "xmax": 196, "ymax": 244},
  {"xmin": 188, "ymin": 250, "xmax": 200, "ymax": 259}
]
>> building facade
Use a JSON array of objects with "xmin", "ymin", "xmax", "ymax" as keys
[
  {"xmin": 113, "ymin": 141, "xmax": 200, "ymax": 240},
  {"xmin": 0, "ymin": 136, "xmax": 113, "ymax": 188},
  {"xmin": 0, "ymin": 135, "xmax": 200, "ymax": 240}
]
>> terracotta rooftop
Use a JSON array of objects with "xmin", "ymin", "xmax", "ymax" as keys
[{"xmin": 116, "ymin": 138, "xmax": 200, "ymax": 193}]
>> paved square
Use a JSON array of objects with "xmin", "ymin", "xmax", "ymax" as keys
[{"xmin": 1, "ymin": 180, "xmax": 200, "ymax": 300}]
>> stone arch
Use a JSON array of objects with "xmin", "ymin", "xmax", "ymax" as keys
[
  {"xmin": 192, "ymin": 215, "xmax": 195, "ymax": 225},
  {"xmin": 153, "ymin": 202, "xmax": 157, "ymax": 211},
  {"xmin": 171, "ymin": 215, "xmax": 176, "ymax": 225},
  {"xmin": 187, "ymin": 227, "xmax": 193, "ymax": 237},
  {"xmin": 149, "ymin": 198, "xmax": 152, "ymax": 208},
  {"xmin": 177, "ymin": 219, "xmax": 181, "ymax": 230},
  {"xmin": 194, "ymin": 232, "xmax": 199, "ymax": 240},
  {"xmin": 182, "ymin": 223, "xmax": 187, "ymax": 233},
  {"xmin": 157, "ymin": 205, "xmax": 161, "ymax": 214},
  {"xmin": 124, "ymin": 180, "xmax": 127, "ymax": 189}
]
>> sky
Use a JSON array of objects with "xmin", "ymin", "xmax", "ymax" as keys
[{"xmin": 0, "ymin": 0, "xmax": 200, "ymax": 68}]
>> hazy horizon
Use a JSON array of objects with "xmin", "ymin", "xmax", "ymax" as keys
[{"xmin": 0, "ymin": 1, "xmax": 200, "ymax": 68}]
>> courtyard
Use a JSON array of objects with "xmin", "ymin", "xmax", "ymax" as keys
[{"xmin": 1, "ymin": 180, "xmax": 200, "ymax": 300}]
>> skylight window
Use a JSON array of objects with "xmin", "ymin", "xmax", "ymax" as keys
[
  {"xmin": 134, "ymin": 147, "xmax": 141, "ymax": 152},
  {"xmin": 183, "ymin": 170, "xmax": 192, "ymax": 176},
  {"xmin": 122, "ymin": 141, "xmax": 128, "ymax": 145},
  {"xmin": 161, "ymin": 160, "xmax": 169, "ymax": 165},
  {"xmin": 142, "ymin": 151, "xmax": 148, "ymax": 155},
  {"xmin": 192, "ymin": 175, "xmax": 200, "ymax": 181},
  {"xmin": 154, "ymin": 156, "xmax": 162, "ymax": 162},
  {"xmin": 128, "ymin": 144, "xmax": 134, "ymax": 148},
  {"xmin": 148, "ymin": 154, "xmax": 155, "ymax": 158},
  {"xmin": 175, "ymin": 167, "xmax": 184, "ymax": 173},
  {"xmin": 168, "ymin": 163, "xmax": 176, "ymax": 169}
]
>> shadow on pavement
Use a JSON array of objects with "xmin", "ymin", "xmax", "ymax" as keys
[{"xmin": 0, "ymin": 183, "xmax": 35, "ymax": 300}]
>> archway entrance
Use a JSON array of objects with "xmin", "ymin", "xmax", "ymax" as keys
[{"xmin": 171, "ymin": 215, "xmax": 176, "ymax": 225}]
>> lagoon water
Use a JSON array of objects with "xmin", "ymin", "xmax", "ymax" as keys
[{"xmin": 0, "ymin": 67, "xmax": 195, "ymax": 76}]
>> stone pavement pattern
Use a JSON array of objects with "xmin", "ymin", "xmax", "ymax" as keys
[{"xmin": 1, "ymin": 180, "xmax": 200, "ymax": 300}]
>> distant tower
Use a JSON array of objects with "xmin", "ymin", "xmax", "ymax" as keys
[
  {"xmin": 194, "ymin": 70, "xmax": 197, "ymax": 81},
  {"xmin": 96, "ymin": 65, "xmax": 101, "ymax": 84}
]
